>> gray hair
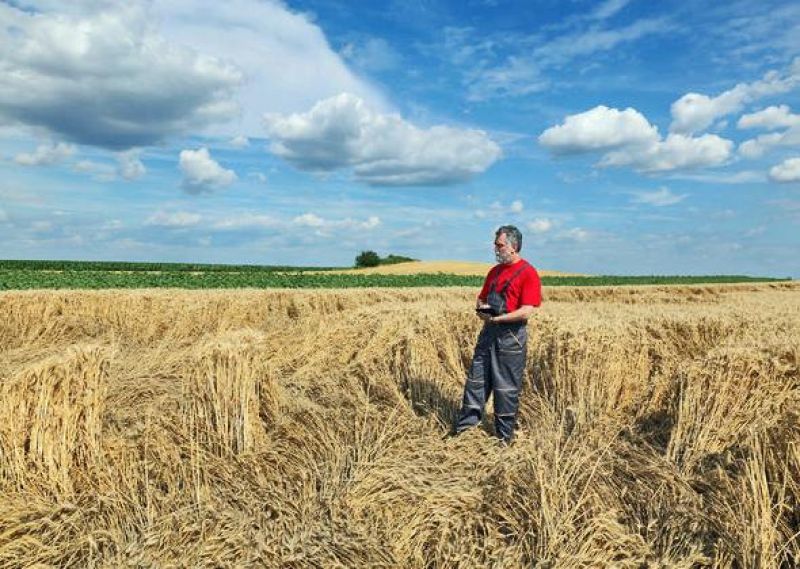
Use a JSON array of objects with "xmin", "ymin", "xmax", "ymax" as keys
[{"xmin": 496, "ymin": 225, "xmax": 522, "ymax": 252}]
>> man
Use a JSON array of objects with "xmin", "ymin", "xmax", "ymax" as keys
[{"xmin": 453, "ymin": 225, "xmax": 542, "ymax": 444}]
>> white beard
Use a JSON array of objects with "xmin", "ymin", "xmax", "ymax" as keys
[{"xmin": 495, "ymin": 250, "xmax": 514, "ymax": 264}]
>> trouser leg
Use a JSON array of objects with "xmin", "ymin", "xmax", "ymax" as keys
[
  {"xmin": 455, "ymin": 328, "xmax": 493, "ymax": 433},
  {"xmin": 492, "ymin": 330, "xmax": 527, "ymax": 442}
]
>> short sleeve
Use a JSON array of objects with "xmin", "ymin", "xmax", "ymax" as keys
[{"xmin": 519, "ymin": 267, "xmax": 542, "ymax": 307}]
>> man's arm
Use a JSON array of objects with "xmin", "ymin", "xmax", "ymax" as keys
[{"xmin": 489, "ymin": 305, "xmax": 534, "ymax": 324}]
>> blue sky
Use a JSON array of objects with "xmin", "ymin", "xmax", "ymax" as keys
[{"xmin": 1, "ymin": 0, "xmax": 799, "ymax": 276}]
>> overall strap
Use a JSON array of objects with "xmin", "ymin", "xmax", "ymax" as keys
[{"xmin": 499, "ymin": 261, "xmax": 530, "ymax": 294}]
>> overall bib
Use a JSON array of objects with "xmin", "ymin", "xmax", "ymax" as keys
[{"xmin": 455, "ymin": 262, "xmax": 529, "ymax": 442}]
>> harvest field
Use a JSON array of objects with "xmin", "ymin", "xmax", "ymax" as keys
[{"xmin": 1, "ymin": 282, "xmax": 799, "ymax": 567}]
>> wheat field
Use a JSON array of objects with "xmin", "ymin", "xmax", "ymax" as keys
[{"xmin": 0, "ymin": 282, "xmax": 798, "ymax": 568}]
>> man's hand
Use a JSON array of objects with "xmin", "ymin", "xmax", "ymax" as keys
[{"xmin": 476, "ymin": 303, "xmax": 493, "ymax": 322}]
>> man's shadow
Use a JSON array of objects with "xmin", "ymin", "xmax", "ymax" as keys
[
  {"xmin": 402, "ymin": 376, "xmax": 462, "ymax": 430},
  {"xmin": 402, "ymin": 376, "xmax": 504, "ymax": 436}
]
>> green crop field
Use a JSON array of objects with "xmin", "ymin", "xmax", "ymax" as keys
[{"xmin": 0, "ymin": 260, "xmax": 790, "ymax": 290}]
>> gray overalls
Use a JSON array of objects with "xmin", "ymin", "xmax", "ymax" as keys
[{"xmin": 455, "ymin": 262, "xmax": 529, "ymax": 442}]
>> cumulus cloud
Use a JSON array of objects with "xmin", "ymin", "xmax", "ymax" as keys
[
  {"xmin": 739, "ymin": 128, "xmax": 800, "ymax": 158},
  {"xmin": 527, "ymin": 218, "xmax": 554, "ymax": 234},
  {"xmin": 116, "ymin": 149, "xmax": 146, "ymax": 180},
  {"xmin": 229, "ymin": 135, "xmax": 250, "ymax": 148},
  {"xmin": 145, "ymin": 210, "xmax": 202, "ymax": 227},
  {"xmin": 510, "ymin": 200, "xmax": 524, "ymax": 213},
  {"xmin": 292, "ymin": 212, "xmax": 381, "ymax": 231},
  {"xmin": 14, "ymin": 142, "xmax": 76, "ymax": 166},
  {"xmin": 538, "ymin": 106, "xmax": 658, "ymax": 153},
  {"xmin": 737, "ymin": 105, "xmax": 800, "ymax": 130},
  {"xmin": 630, "ymin": 187, "xmax": 688, "ymax": 206},
  {"xmin": 540, "ymin": 106, "xmax": 733, "ymax": 172},
  {"xmin": 600, "ymin": 133, "xmax": 733, "ymax": 172},
  {"xmin": 769, "ymin": 157, "xmax": 800, "ymax": 183},
  {"xmin": 179, "ymin": 147, "xmax": 237, "ymax": 194},
  {"xmin": 670, "ymin": 59, "xmax": 800, "ymax": 134},
  {"xmin": 264, "ymin": 93, "xmax": 501, "ymax": 186},
  {"xmin": 737, "ymin": 106, "xmax": 800, "ymax": 159},
  {"xmin": 0, "ymin": 3, "xmax": 241, "ymax": 148}
]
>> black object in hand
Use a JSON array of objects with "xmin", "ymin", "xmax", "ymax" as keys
[{"xmin": 476, "ymin": 307, "xmax": 496, "ymax": 315}]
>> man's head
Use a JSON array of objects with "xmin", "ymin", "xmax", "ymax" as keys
[{"xmin": 494, "ymin": 225, "xmax": 522, "ymax": 264}]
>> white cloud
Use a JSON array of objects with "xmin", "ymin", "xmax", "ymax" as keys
[
  {"xmin": 630, "ymin": 187, "xmax": 688, "ymax": 206},
  {"xmin": 248, "ymin": 171, "xmax": 267, "ymax": 183},
  {"xmin": 179, "ymin": 147, "xmax": 237, "ymax": 194},
  {"xmin": 101, "ymin": 219, "xmax": 124, "ymax": 231},
  {"xmin": 561, "ymin": 227, "xmax": 591, "ymax": 242},
  {"xmin": 230, "ymin": 135, "xmax": 250, "ymax": 148},
  {"xmin": 590, "ymin": 0, "xmax": 633, "ymax": 20},
  {"xmin": 541, "ymin": 107, "xmax": 733, "ymax": 172},
  {"xmin": 457, "ymin": 18, "xmax": 671, "ymax": 101},
  {"xmin": 527, "ymin": 218, "xmax": 554, "ymax": 234},
  {"xmin": 73, "ymin": 159, "xmax": 116, "ymax": 181},
  {"xmin": 212, "ymin": 213, "xmax": 276, "ymax": 230},
  {"xmin": 145, "ymin": 210, "xmax": 202, "ymax": 227},
  {"xmin": 14, "ymin": 142, "xmax": 76, "ymax": 166},
  {"xmin": 601, "ymin": 133, "xmax": 733, "ymax": 172},
  {"xmin": 534, "ymin": 18, "xmax": 669, "ymax": 68},
  {"xmin": 264, "ymin": 93, "xmax": 501, "ymax": 186},
  {"xmin": 341, "ymin": 37, "xmax": 401, "ymax": 72},
  {"xmin": 769, "ymin": 157, "xmax": 800, "ymax": 183},
  {"xmin": 0, "ymin": 3, "xmax": 242, "ymax": 148},
  {"xmin": 72, "ymin": 150, "xmax": 145, "ymax": 181},
  {"xmin": 362, "ymin": 215, "xmax": 381, "ymax": 229},
  {"xmin": 670, "ymin": 59, "xmax": 800, "ymax": 134},
  {"xmin": 116, "ymin": 149, "xmax": 146, "ymax": 180},
  {"xmin": 153, "ymin": 0, "xmax": 388, "ymax": 134},
  {"xmin": 737, "ymin": 106, "xmax": 800, "ymax": 159},
  {"xmin": 538, "ymin": 106, "xmax": 659, "ymax": 154},
  {"xmin": 293, "ymin": 213, "xmax": 325, "ymax": 228},
  {"xmin": 739, "ymin": 128, "xmax": 800, "ymax": 158},
  {"xmin": 292, "ymin": 212, "xmax": 381, "ymax": 231},
  {"xmin": 476, "ymin": 199, "xmax": 523, "ymax": 218},
  {"xmin": 737, "ymin": 105, "xmax": 800, "ymax": 130},
  {"xmin": 667, "ymin": 170, "xmax": 765, "ymax": 184}
]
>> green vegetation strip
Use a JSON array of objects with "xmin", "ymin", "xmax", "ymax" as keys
[
  {"xmin": 0, "ymin": 270, "xmax": 790, "ymax": 290},
  {"xmin": 0, "ymin": 260, "xmax": 343, "ymax": 272}
]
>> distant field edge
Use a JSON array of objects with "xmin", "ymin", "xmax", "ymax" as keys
[
  {"xmin": 0, "ymin": 270, "xmax": 791, "ymax": 290},
  {"xmin": 0, "ymin": 259, "xmax": 345, "ymax": 272}
]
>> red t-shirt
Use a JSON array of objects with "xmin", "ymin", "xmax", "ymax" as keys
[{"xmin": 478, "ymin": 259, "xmax": 542, "ymax": 311}]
